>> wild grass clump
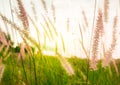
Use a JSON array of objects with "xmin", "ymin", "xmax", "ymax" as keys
[
  {"xmin": 90, "ymin": 10, "xmax": 104, "ymax": 70},
  {"xmin": 1, "ymin": 55, "xmax": 69, "ymax": 85}
]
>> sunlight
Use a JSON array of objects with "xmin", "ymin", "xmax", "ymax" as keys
[{"xmin": 0, "ymin": 0, "xmax": 120, "ymax": 58}]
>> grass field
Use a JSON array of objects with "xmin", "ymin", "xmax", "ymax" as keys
[
  {"xmin": 0, "ymin": 54, "xmax": 120, "ymax": 85},
  {"xmin": 0, "ymin": 0, "xmax": 120, "ymax": 85}
]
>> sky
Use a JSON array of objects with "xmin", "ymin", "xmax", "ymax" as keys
[{"xmin": 0, "ymin": 0, "xmax": 120, "ymax": 58}]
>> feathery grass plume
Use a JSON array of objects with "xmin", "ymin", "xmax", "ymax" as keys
[
  {"xmin": 56, "ymin": 54, "xmax": 74, "ymax": 76},
  {"xmin": 17, "ymin": 0, "xmax": 29, "ymax": 29},
  {"xmin": 89, "ymin": 0, "xmax": 97, "ymax": 61},
  {"xmin": 60, "ymin": 34, "xmax": 65, "ymax": 53},
  {"xmin": 40, "ymin": 0, "xmax": 47, "ymax": 13},
  {"xmin": 90, "ymin": 10, "xmax": 104, "ymax": 70},
  {"xmin": 16, "ymin": 0, "xmax": 29, "ymax": 58},
  {"xmin": 113, "ymin": 16, "xmax": 117, "ymax": 29},
  {"xmin": 66, "ymin": 18, "xmax": 70, "ymax": 32},
  {"xmin": 82, "ymin": 10, "xmax": 88, "ymax": 28},
  {"xmin": 9, "ymin": 0, "xmax": 16, "ymax": 41},
  {"xmin": 0, "ymin": 13, "xmax": 41, "ymax": 54},
  {"xmin": 102, "ymin": 16, "xmax": 118, "ymax": 68},
  {"xmin": 104, "ymin": 0, "xmax": 109, "ymax": 22},
  {"xmin": 0, "ymin": 13, "xmax": 25, "ymax": 34},
  {"xmin": 6, "ymin": 0, "xmax": 29, "ymax": 61},
  {"xmin": 51, "ymin": 0, "xmax": 56, "ymax": 23}
]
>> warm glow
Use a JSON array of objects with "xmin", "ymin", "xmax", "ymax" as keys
[{"xmin": 0, "ymin": 0, "xmax": 120, "ymax": 58}]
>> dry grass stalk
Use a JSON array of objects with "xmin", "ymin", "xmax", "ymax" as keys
[
  {"xmin": 104, "ymin": 0, "xmax": 109, "ymax": 22},
  {"xmin": 0, "ymin": 44, "xmax": 4, "ymax": 52},
  {"xmin": 111, "ymin": 16, "xmax": 117, "ymax": 49},
  {"xmin": 31, "ymin": 1, "xmax": 37, "ymax": 21},
  {"xmin": 112, "ymin": 60, "xmax": 119, "ymax": 75},
  {"xmin": 17, "ymin": 0, "xmax": 29, "ymax": 29},
  {"xmin": 41, "ymin": 14, "xmax": 54, "ymax": 40},
  {"xmin": 0, "ymin": 32, "xmax": 8, "ymax": 46},
  {"xmin": 5, "ymin": 41, "xmax": 10, "ymax": 52},
  {"xmin": 41, "ymin": 14, "xmax": 58, "ymax": 41},
  {"xmin": 56, "ymin": 54, "xmax": 74, "ymax": 76},
  {"xmin": 61, "ymin": 59, "xmax": 74, "ymax": 76},
  {"xmin": 47, "ymin": 16, "xmax": 58, "ymax": 36},
  {"xmin": 113, "ymin": 16, "xmax": 117, "ymax": 29},
  {"xmin": 82, "ymin": 10, "xmax": 88, "ymax": 28},
  {"xmin": 61, "ymin": 34, "xmax": 66, "ymax": 53},
  {"xmin": 90, "ymin": 10, "xmax": 104, "ymax": 70},
  {"xmin": 0, "ymin": 64, "xmax": 5, "ymax": 82},
  {"xmin": 0, "ymin": 58, "xmax": 5, "ymax": 82},
  {"xmin": 78, "ymin": 23, "xmax": 89, "ymax": 58},
  {"xmin": 22, "ymin": 36, "xmax": 34, "ymax": 56},
  {"xmin": 20, "ymin": 43, "xmax": 26, "ymax": 60}
]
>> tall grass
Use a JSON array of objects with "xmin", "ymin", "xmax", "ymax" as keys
[{"xmin": 0, "ymin": 0, "xmax": 120, "ymax": 85}]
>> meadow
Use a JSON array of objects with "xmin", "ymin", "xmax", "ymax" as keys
[{"xmin": 0, "ymin": 0, "xmax": 120, "ymax": 85}]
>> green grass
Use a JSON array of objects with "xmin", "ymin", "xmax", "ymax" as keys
[
  {"xmin": 1, "ymin": 55, "xmax": 120, "ymax": 85},
  {"xmin": 68, "ymin": 57, "xmax": 120, "ymax": 85},
  {"xmin": 1, "ymin": 55, "xmax": 69, "ymax": 85}
]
